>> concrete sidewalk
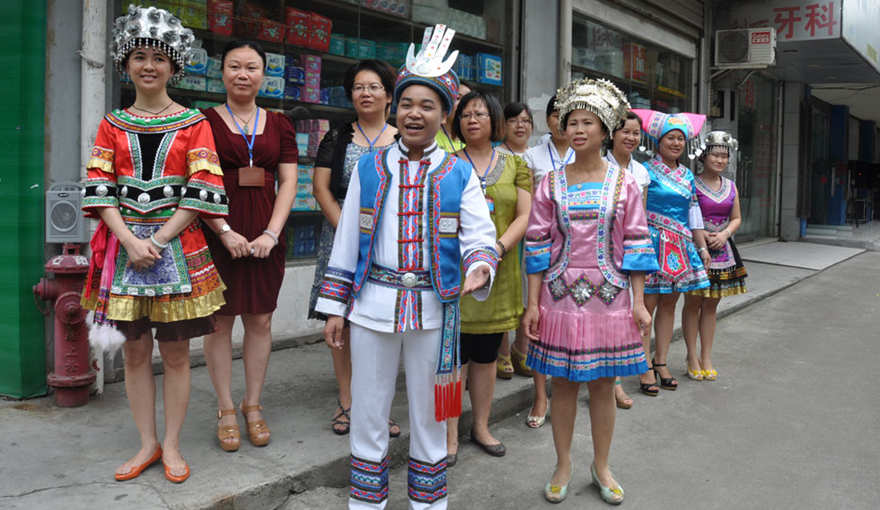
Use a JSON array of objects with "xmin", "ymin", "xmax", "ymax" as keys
[{"xmin": 0, "ymin": 241, "xmax": 863, "ymax": 510}]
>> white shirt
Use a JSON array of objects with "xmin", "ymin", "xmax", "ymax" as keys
[
  {"xmin": 315, "ymin": 142, "xmax": 497, "ymax": 333},
  {"xmin": 524, "ymin": 135, "xmax": 575, "ymax": 184},
  {"xmin": 604, "ymin": 152, "xmax": 650, "ymax": 193}
]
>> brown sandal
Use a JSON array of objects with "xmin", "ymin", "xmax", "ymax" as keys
[
  {"xmin": 241, "ymin": 402, "xmax": 271, "ymax": 447},
  {"xmin": 217, "ymin": 408, "xmax": 240, "ymax": 452}
]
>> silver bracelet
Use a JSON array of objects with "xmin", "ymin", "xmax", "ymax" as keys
[
  {"xmin": 698, "ymin": 246, "xmax": 707, "ymax": 253},
  {"xmin": 149, "ymin": 233, "xmax": 168, "ymax": 250},
  {"xmin": 262, "ymin": 229, "xmax": 279, "ymax": 245}
]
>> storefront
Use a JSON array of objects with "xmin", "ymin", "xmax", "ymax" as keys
[{"xmin": 107, "ymin": 0, "xmax": 516, "ymax": 340}]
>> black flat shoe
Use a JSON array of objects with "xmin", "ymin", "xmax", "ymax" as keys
[
  {"xmin": 446, "ymin": 453, "xmax": 457, "ymax": 467},
  {"xmin": 470, "ymin": 431, "xmax": 506, "ymax": 457}
]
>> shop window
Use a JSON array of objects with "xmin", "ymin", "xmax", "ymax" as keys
[
  {"xmin": 571, "ymin": 15, "xmax": 692, "ymax": 114},
  {"xmin": 115, "ymin": 0, "xmax": 510, "ymax": 263}
]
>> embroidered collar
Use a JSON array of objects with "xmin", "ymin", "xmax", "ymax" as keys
[
  {"xmin": 397, "ymin": 139, "xmax": 438, "ymax": 160},
  {"xmin": 107, "ymin": 108, "xmax": 205, "ymax": 134},
  {"xmin": 695, "ymin": 175, "xmax": 732, "ymax": 203}
]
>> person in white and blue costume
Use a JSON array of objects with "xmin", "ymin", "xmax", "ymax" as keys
[{"xmin": 316, "ymin": 25, "xmax": 498, "ymax": 510}]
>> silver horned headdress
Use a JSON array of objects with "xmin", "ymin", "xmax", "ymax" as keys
[
  {"xmin": 112, "ymin": 4, "xmax": 196, "ymax": 80},
  {"xmin": 696, "ymin": 130, "xmax": 739, "ymax": 160},
  {"xmin": 555, "ymin": 78, "xmax": 631, "ymax": 134}
]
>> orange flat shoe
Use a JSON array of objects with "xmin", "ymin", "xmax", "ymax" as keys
[
  {"xmin": 115, "ymin": 446, "xmax": 162, "ymax": 481},
  {"xmin": 164, "ymin": 460, "xmax": 190, "ymax": 483}
]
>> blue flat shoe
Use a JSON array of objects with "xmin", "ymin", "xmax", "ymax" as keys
[{"xmin": 591, "ymin": 463, "xmax": 624, "ymax": 505}]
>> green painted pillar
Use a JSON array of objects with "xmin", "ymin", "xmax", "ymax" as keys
[{"xmin": 0, "ymin": 2, "xmax": 47, "ymax": 398}]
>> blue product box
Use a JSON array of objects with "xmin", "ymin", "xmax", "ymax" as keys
[
  {"xmin": 185, "ymin": 47, "xmax": 208, "ymax": 75},
  {"xmin": 176, "ymin": 75, "xmax": 206, "ymax": 91},
  {"xmin": 320, "ymin": 88, "xmax": 331, "ymax": 105},
  {"xmin": 286, "ymin": 65, "xmax": 306, "ymax": 85},
  {"xmin": 285, "ymin": 83, "xmax": 303, "ymax": 101},
  {"xmin": 476, "ymin": 53, "xmax": 503, "ymax": 86},
  {"xmin": 265, "ymin": 52, "xmax": 285, "ymax": 77},
  {"xmin": 259, "ymin": 76, "xmax": 285, "ymax": 98},
  {"xmin": 206, "ymin": 78, "xmax": 225, "ymax": 94},
  {"xmin": 206, "ymin": 57, "xmax": 222, "ymax": 79},
  {"xmin": 357, "ymin": 39, "xmax": 376, "ymax": 59}
]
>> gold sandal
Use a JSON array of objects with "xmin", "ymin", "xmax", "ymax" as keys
[
  {"xmin": 496, "ymin": 353, "xmax": 514, "ymax": 379},
  {"xmin": 241, "ymin": 402, "xmax": 271, "ymax": 447},
  {"xmin": 217, "ymin": 408, "xmax": 240, "ymax": 452},
  {"xmin": 511, "ymin": 345, "xmax": 533, "ymax": 377}
]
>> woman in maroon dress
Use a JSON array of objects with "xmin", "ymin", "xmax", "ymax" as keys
[{"xmin": 201, "ymin": 40, "xmax": 298, "ymax": 451}]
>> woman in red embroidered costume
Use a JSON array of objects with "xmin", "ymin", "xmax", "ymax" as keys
[{"xmin": 81, "ymin": 6, "xmax": 227, "ymax": 484}]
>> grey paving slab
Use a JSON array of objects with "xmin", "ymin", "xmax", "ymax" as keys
[{"xmin": 738, "ymin": 241, "xmax": 864, "ymax": 270}]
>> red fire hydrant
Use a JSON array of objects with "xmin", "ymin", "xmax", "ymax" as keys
[{"xmin": 33, "ymin": 243, "xmax": 96, "ymax": 407}]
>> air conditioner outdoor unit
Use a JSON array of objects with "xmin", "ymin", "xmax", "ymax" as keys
[{"xmin": 714, "ymin": 28, "xmax": 776, "ymax": 69}]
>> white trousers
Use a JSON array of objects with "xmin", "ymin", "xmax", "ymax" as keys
[{"xmin": 348, "ymin": 323, "xmax": 448, "ymax": 510}]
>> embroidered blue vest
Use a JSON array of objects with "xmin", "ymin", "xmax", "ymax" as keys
[{"xmin": 352, "ymin": 149, "xmax": 470, "ymax": 303}]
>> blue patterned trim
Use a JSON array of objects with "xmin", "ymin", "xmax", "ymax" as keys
[
  {"xmin": 368, "ymin": 265, "xmax": 432, "ymax": 290},
  {"xmin": 326, "ymin": 266, "xmax": 355, "ymax": 283},
  {"xmin": 524, "ymin": 240, "xmax": 552, "ymax": 274},
  {"xmin": 545, "ymin": 167, "xmax": 572, "ymax": 282},
  {"xmin": 319, "ymin": 277, "xmax": 353, "ymax": 304},
  {"xmin": 622, "ymin": 238, "xmax": 659, "ymax": 273},
  {"xmin": 645, "ymin": 156, "xmax": 692, "ymax": 199},
  {"xmin": 350, "ymin": 455, "xmax": 390, "ymax": 504},
  {"xmin": 462, "ymin": 247, "xmax": 499, "ymax": 274},
  {"xmin": 596, "ymin": 160, "xmax": 628, "ymax": 288},
  {"xmin": 407, "ymin": 457, "xmax": 448, "ymax": 504}
]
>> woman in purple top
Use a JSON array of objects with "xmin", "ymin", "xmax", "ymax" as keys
[{"xmin": 682, "ymin": 131, "xmax": 747, "ymax": 381}]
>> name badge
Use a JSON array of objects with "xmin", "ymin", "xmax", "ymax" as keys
[
  {"xmin": 485, "ymin": 196, "xmax": 495, "ymax": 213},
  {"xmin": 238, "ymin": 166, "xmax": 265, "ymax": 187}
]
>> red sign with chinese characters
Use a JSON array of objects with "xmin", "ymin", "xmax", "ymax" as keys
[{"xmin": 731, "ymin": 1, "xmax": 841, "ymax": 42}]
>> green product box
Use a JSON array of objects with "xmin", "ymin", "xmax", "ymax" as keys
[
  {"xmin": 329, "ymin": 34, "xmax": 346, "ymax": 56},
  {"xmin": 345, "ymin": 37, "xmax": 360, "ymax": 58},
  {"xmin": 358, "ymin": 39, "xmax": 376, "ymax": 59}
]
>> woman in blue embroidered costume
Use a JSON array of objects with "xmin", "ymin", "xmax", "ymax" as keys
[
  {"xmin": 445, "ymin": 91, "xmax": 533, "ymax": 464},
  {"xmin": 82, "ymin": 5, "xmax": 227, "ymax": 484},
  {"xmin": 315, "ymin": 25, "xmax": 498, "ymax": 510},
  {"xmin": 308, "ymin": 60, "xmax": 401, "ymax": 437},
  {"xmin": 631, "ymin": 108, "xmax": 711, "ymax": 395},
  {"xmin": 682, "ymin": 131, "xmax": 747, "ymax": 381},
  {"xmin": 522, "ymin": 78, "xmax": 658, "ymax": 505}
]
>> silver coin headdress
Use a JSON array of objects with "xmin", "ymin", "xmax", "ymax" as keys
[{"xmin": 112, "ymin": 4, "xmax": 196, "ymax": 81}]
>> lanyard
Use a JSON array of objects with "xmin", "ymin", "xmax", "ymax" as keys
[
  {"xmin": 356, "ymin": 121, "xmax": 387, "ymax": 152},
  {"xmin": 548, "ymin": 143, "xmax": 573, "ymax": 172},
  {"xmin": 441, "ymin": 125, "xmax": 457, "ymax": 150},
  {"xmin": 463, "ymin": 148, "xmax": 496, "ymax": 192},
  {"xmin": 226, "ymin": 103, "xmax": 259, "ymax": 167}
]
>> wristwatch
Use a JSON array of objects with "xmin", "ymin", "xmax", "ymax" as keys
[{"xmin": 219, "ymin": 224, "xmax": 231, "ymax": 235}]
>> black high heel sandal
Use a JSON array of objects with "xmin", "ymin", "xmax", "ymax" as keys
[
  {"xmin": 652, "ymin": 359, "xmax": 678, "ymax": 391},
  {"xmin": 639, "ymin": 367, "xmax": 660, "ymax": 396}
]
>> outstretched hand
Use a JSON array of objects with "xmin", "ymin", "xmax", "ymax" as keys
[{"xmin": 461, "ymin": 265, "xmax": 490, "ymax": 296}]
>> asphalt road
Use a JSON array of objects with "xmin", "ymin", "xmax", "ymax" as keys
[{"xmin": 286, "ymin": 252, "xmax": 880, "ymax": 510}]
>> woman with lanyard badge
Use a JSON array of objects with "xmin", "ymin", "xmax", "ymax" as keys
[
  {"xmin": 519, "ymin": 94, "xmax": 574, "ymax": 429},
  {"xmin": 446, "ymin": 91, "xmax": 533, "ymax": 465},
  {"xmin": 308, "ymin": 60, "xmax": 401, "ymax": 437},
  {"xmin": 604, "ymin": 110, "xmax": 650, "ymax": 409},
  {"xmin": 201, "ymin": 40, "xmax": 298, "ymax": 451}
]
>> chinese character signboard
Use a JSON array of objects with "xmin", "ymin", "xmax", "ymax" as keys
[{"xmin": 731, "ymin": 1, "xmax": 841, "ymax": 42}]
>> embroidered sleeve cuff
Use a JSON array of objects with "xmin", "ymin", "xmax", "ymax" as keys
[
  {"xmin": 178, "ymin": 179, "xmax": 228, "ymax": 217},
  {"xmin": 186, "ymin": 148, "xmax": 223, "ymax": 177},
  {"xmin": 462, "ymin": 247, "xmax": 499, "ymax": 274},
  {"xmin": 317, "ymin": 268, "xmax": 354, "ymax": 309},
  {"xmin": 524, "ymin": 238, "xmax": 552, "ymax": 274},
  {"xmin": 87, "ymin": 146, "xmax": 114, "ymax": 173}
]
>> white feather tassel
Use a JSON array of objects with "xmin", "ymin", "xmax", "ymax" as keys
[{"xmin": 86, "ymin": 311, "xmax": 126, "ymax": 356}]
